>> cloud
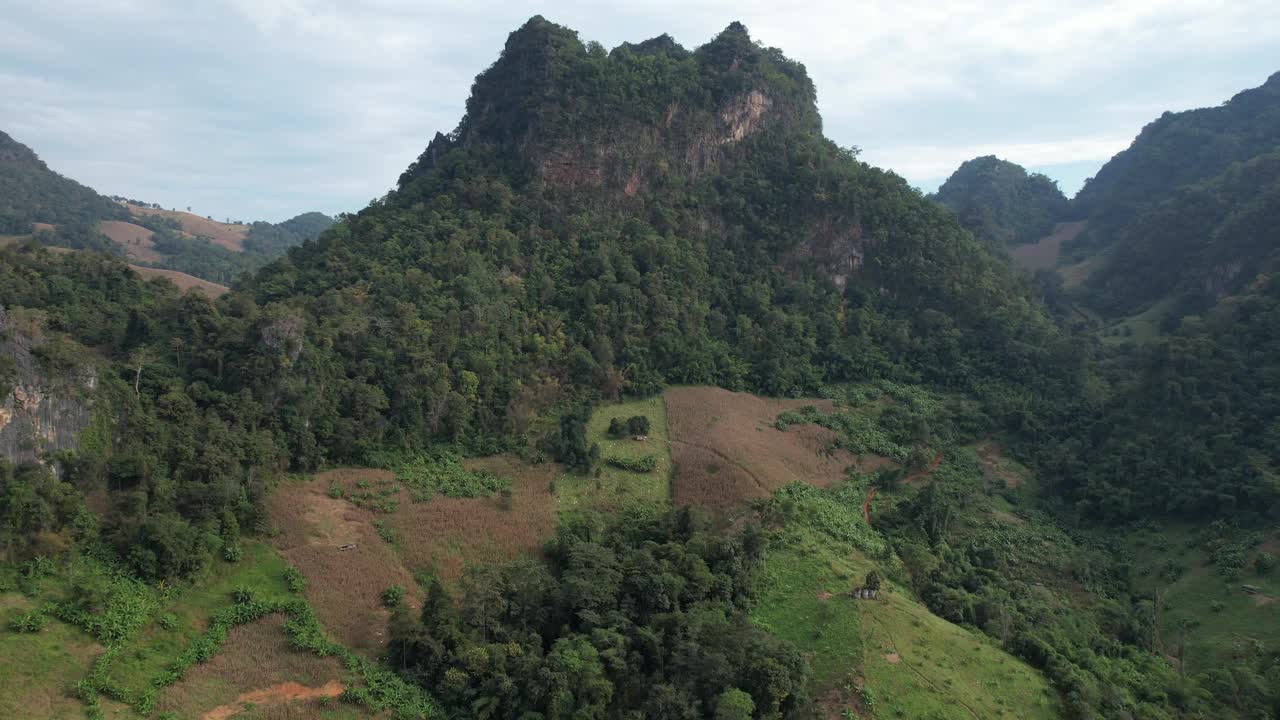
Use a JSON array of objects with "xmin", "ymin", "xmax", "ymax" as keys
[
  {"xmin": 864, "ymin": 134, "xmax": 1136, "ymax": 187},
  {"xmin": 1, "ymin": 0, "xmax": 1278, "ymax": 219}
]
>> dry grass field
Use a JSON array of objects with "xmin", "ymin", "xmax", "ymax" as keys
[
  {"xmin": 1009, "ymin": 219, "xmax": 1087, "ymax": 272},
  {"xmin": 129, "ymin": 265, "xmax": 230, "ymax": 297},
  {"xmin": 268, "ymin": 470, "xmax": 419, "ymax": 653},
  {"xmin": 97, "ymin": 220, "xmax": 162, "ymax": 261},
  {"xmin": 385, "ymin": 454, "xmax": 559, "ymax": 581},
  {"xmin": 127, "ymin": 206, "xmax": 249, "ymax": 251},
  {"xmin": 155, "ymin": 615, "xmax": 350, "ymax": 719},
  {"xmin": 664, "ymin": 386, "xmax": 859, "ymax": 512}
]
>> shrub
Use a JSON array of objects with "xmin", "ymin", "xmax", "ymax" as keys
[
  {"xmin": 327, "ymin": 484, "xmax": 345, "ymax": 499},
  {"xmin": 1256, "ymin": 552, "xmax": 1276, "ymax": 575},
  {"xmin": 283, "ymin": 566, "xmax": 306, "ymax": 593},
  {"xmin": 157, "ymin": 613, "xmax": 178, "ymax": 630},
  {"xmin": 382, "ymin": 584, "xmax": 405, "ymax": 608},
  {"xmin": 231, "ymin": 585, "xmax": 253, "ymax": 604},
  {"xmin": 605, "ymin": 454, "xmax": 657, "ymax": 472},
  {"xmin": 222, "ymin": 543, "xmax": 243, "ymax": 563}
]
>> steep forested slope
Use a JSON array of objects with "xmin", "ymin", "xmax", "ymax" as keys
[
  {"xmin": 1063, "ymin": 72, "xmax": 1280, "ymax": 316},
  {"xmin": 932, "ymin": 155, "xmax": 1069, "ymax": 247},
  {"xmin": 241, "ymin": 18, "xmax": 1075, "ymax": 465}
]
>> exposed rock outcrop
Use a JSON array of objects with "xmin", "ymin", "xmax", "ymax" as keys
[{"xmin": 0, "ymin": 306, "xmax": 95, "ymax": 468}]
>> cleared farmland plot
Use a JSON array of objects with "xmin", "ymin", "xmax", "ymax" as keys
[{"xmin": 664, "ymin": 386, "xmax": 860, "ymax": 512}]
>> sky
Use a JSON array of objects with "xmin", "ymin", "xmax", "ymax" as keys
[{"xmin": 2, "ymin": 1, "xmax": 1278, "ymax": 222}]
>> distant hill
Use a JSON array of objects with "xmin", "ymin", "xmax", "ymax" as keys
[
  {"xmin": 0, "ymin": 129, "xmax": 334, "ymax": 285},
  {"xmin": 931, "ymin": 155, "xmax": 1069, "ymax": 248},
  {"xmin": 0, "ymin": 131, "xmax": 126, "ymax": 233}
]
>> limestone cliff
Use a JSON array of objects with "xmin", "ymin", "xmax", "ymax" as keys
[{"xmin": 0, "ymin": 305, "xmax": 95, "ymax": 468}]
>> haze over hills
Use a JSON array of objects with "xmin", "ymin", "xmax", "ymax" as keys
[{"xmin": 1, "ymin": 15, "xmax": 1279, "ymax": 720}]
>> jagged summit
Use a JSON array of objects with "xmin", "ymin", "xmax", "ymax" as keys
[{"xmin": 398, "ymin": 17, "xmax": 819, "ymax": 191}]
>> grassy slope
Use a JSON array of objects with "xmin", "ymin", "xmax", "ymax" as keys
[
  {"xmin": 554, "ymin": 395, "xmax": 672, "ymax": 513},
  {"xmin": 755, "ymin": 528, "xmax": 1058, "ymax": 720},
  {"xmin": 101, "ymin": 542, "xmax": 293, "ymax": 697},
  {"xmin": 1125, "ymin": 524, "xmax": 1280, "ymax": 673},
  {"xmin": 0, "ymin": 594, "xmax": 108, "ymax": 719}
]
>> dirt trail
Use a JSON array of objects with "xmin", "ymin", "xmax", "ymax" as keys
[
  {"xmin": 201, "ymin": 681, "xmax": 344, "ymax": 720},
  {"xmin": 902, "ymin": 453, "xmax": 943, "ymax": 486},
  {"xmin": 863, "ymin": 487, "xmax": 876, "ymax": 525}
]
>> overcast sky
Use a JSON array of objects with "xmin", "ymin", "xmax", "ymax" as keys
[{"xmin": 3, "ymin": 1, "xmax": 1278, "ymax": 222}]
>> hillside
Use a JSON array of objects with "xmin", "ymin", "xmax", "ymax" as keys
[
  {"xmin": 932, "ymin": 156, "xmax": 1069, "ymax": 248},
  {"xmin": 4, "ymin": 15, "xmax": 1280, "ymax": 720},
  {"xmin": 1062, "ymin": 71, "xmax": 1280, "ymax": 318},
  {"xmin": 0, "ymin": 129, "xmax": 333, "ymax": 285},
  {"xmin": 0, "ymin": 131, "xmax": 128, "ymax": 235}
]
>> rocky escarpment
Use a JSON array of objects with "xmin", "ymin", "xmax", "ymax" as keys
[{"xmin": 0, "ymin": 306, "xmax": 95, "ymax": 468}]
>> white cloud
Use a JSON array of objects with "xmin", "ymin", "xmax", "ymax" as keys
[{"xmin": 1, "ymin": 0, "xmax": 1278, "ymax": 219}]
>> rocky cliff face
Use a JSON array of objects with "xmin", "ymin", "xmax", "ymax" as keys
[{"xmin": 0, "ymin": 306, "xmax": 95, "ymax": 469}]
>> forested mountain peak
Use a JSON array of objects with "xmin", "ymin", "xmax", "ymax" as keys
[
  {"xmin": 399, "ymin": 16, "xmax": 821, "ymax": 194},
  {"xmin": 932, "ymin": 155, "xmax": 1069, "ymax": 247}
]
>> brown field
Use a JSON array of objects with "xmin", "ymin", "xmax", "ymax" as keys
[
  {"xmin": 664, "ymin": 386, "xmax": 863, "ymax": 512},
  {"xmin": 97, "ymin": 220, "xmax": 162, "ymax": 262},
  {"xmin": 156, "ymin": 615, "xmax": 350, "ymax": 719},
  {"xmin": 1009, "ymin": 220, "xmax": 1087, "ymax": 272},
  {"xmin": 267, "ymin": 470, "xmax": 419, "ymax": 653},
  {"xmin": 129, "ymin": 265, "xmax": 230, "ymax": 297},
  {"xmin": 128, "ymin": 206, "xmax": 249, "ymax": 252},
  {"xmin": 386, "ymin": 455, "xmax": 560, "ymax": 581},
  {"xmin": 30, "ymin": 222, "xmax": 56, "ymax": 234}
]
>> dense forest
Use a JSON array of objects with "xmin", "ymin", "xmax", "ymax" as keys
[{"xmin": 2, "ymin": 15, "xmax": 1280, "ymax": 720}]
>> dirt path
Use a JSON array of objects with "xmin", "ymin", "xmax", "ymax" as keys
[
  {"xmin": 863, "ymin": 487, "xmax": 876, "ymax": 525},
  {"xmin": 201, "ymin": 680, "xmax": 344, "ymax": 720},
  {"xmin": 902, "ymin": 453, "xmax": 943, "ymax": 486}
]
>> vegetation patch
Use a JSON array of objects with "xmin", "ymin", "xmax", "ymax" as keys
[{"xmin": 554, "ymin": 396, "xmax": 672, "ymax": 513}]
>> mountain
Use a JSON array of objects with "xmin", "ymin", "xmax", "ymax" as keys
[
  {"xmin": 932, "ymin": 155, "xmax": 1069, "ymax": 247},
  {"xmin": 242, "ymin": 17, "xmax": 1069, "ymax": 464},
  {"xmin": 0, "ymin": 130, "xmax": 127, "ymax": 233},
  {"xmin": 4, "ymin": 17, "xmax": 1279, "ymax": 720},
  {"xmin": 0, "ymin": 129, "xmax": 334, "ymax": 286},
  {"xmin": 1061, "ymin": 72, "xmax": 1280, "ymax": 317}
]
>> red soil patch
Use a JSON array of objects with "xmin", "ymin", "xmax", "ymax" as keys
[
  {"xmin": 975, "ymin": 442, "xmax": 1025, "ymax": 488},
  {"xmin": 29, "ymin": 222, "xmax": 55, "ymax": 234},
  {"xmin": 901, "ymin": 453, "xmax": 943, "ymax": 486},
  {"xmin": 202, "ymin": 681, "xmax": 345, "ymax": 720},
  {"xmin": 97, "ymin": 220, "xmax": 162, "ymax": 261},
  {"xmin": 267, "ymin": 471, "xmax": 419, "ymax": 654},
  {"xmin": 883, "ymin": 652, "xmax": 901, "ymax": 665},
  {"xmin": 816, "ymin": 591, "xmax": 835, "ymax": 601},
  {"xmin": 863, "ymin": 487, "xmax": 876, "ymax": 525},
  {"xmin": 129, "ymin": 265, "xmax": 229, "ymax": 297},
  {"xmin": 1009, "ymin": 220, "xmax": 1087, "ymax": 272},
  {"xmin": 128, "ymin": 206, "xmax": 249, "ymax": 252},
  {"xmin": 664, "ymin": 386, "xmax": 858, "ymax": 512},
  {"xmin": 157, "ymin": 614, "xmax": 348, "ymax": 719}
]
